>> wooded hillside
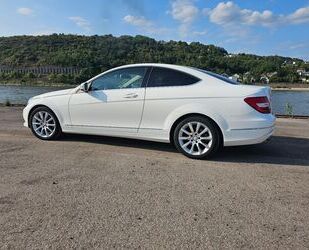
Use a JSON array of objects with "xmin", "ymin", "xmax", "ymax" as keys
[{"xmin": 0, "ymin": 34, "xmax": 307, "ymax": 85}]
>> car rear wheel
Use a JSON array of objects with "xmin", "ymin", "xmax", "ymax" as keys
[
  {"xmin": 173, "ymin": 116, "xmax": 221, "ymax": 159},
  {"xmin": 29, "ymin": 107, "xmax": 61, "ymax": 140}
]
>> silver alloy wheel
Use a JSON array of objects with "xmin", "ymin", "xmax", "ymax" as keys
[
  {"xmin": 178, "ymin": 121, "xmax": 213, "ymax": 156},
  {"xmin": 32, "ymin": 111, "xmax": 56, "ymax": 138}
]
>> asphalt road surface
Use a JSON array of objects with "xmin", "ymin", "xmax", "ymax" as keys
[{"xmin": 0, "ymin": 107, "xmax": 309, "ymax": 249}]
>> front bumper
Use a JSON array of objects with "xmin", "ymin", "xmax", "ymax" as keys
[{"xmin": 22, "ymin": 105, "xmax": 31, "ymax": 128}]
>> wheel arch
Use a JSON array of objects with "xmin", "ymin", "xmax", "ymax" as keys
[
  {"xmin": 169, "ymin": 113, "xmax": 224, "ymax": 146},
  {"xmin": 28, "ymin": 104, "xmax": 62, "ymax": 130}
]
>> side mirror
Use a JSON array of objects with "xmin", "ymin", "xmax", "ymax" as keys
[{"xmin": 80, "ymin": 82, "xmax": 89, "ymax": 92}]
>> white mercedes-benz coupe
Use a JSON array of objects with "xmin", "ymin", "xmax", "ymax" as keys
[{"xmin": 23, "ymin": 63, "xmax": 275, "ymax": 159}]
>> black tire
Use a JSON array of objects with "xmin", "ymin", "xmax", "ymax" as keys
[
  {"xmin": 173, "ymin": 116, "xmax": 221, "ymax": 159},
  {"xmin": 29, "ymin": 106, "xmax": 62, "ymax": 140}
]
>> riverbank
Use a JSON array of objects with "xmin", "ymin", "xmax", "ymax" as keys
[
  {"xmin": 271, "ymin": 86, "xmax": 309, "ymax": 91},
  {"xmin": 260, "ymin": 83, "xmax": 309, "ymax": 91},
  {"xmin": 272, "ymin": 88, "xmax": 309, "ymax": 91}
]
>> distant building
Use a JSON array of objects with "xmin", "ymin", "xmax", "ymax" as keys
[
  {"xmin": 260, "ymin": 76, "xmax": 270, "ymax": 84},
  {"xmin": 0, "ymin": 65, "xmax": 80, "ymax": 75},
  {"xmin": 229, "ymin": 74, "xmax": 240, "ymax": 82},
  {"xmin": 282, "ymin": 60, "xmax": 298, "ymax": 67},
  {"xmin": 267, "ymin": 72, "xmax": 278, "ymax": 78},
  {"xmin": 297, "ymin": 69, "xmax": 309, "ymax": 77},
  {"xmin": 301, "ymin": 78, "xmax": 309, "ymax": 83},
  {"xmin": 243, "ymin": 72, "xmax": 255, "ymax": 83},
  {"xmin": 297, "ymin": 69, "xmax": 309, "ymax": 83}
]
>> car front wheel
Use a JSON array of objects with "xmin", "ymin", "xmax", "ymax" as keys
[
  {"xmin": 173, "ymin": 116, "xmax": 221, "ymax": 159},
  {"xmin": 29, "ymin": 107, "xmax": 61, "ymax": 140}
]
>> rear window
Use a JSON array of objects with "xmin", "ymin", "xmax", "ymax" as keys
[
  {"xmin": 194, "ymin": 68, "xmax": 238, "ymax": 85},
  {"xmin": 148, "ymin": 67, "xmax": 200, "ymax": 87}
]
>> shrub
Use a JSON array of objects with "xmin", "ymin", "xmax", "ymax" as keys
[{"xmin": 5, "ymin": 99, "xmax": 11, "ymax": 106}]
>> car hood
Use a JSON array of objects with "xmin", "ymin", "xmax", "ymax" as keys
[{"xmin": 33, "ymin": 88, "xmax": 75, "ymax": 99}]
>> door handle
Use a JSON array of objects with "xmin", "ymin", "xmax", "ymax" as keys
[{"xmin": 124, "ymin": 93, "xmax": 138, "ymax": 98}]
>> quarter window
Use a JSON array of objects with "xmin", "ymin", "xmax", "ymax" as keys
[
  {"xmin": 148, "ymin": 67, "xmax": 200, "ymax": 87},
  {"xmin": 195, "ymin": 68, "xmax": 238, "ymax": 85},
  {"xmin": 90, "ymin": 67, "xmax": 147, "ymax": 91}
]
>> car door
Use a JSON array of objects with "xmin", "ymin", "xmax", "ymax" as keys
[
  {"xmin": 140, "ymin": 67, "xmax": 200, "ymax": 131},
  {"xmin": 69, "ymin": 66, "xmax": 148, "ymax": 134}
]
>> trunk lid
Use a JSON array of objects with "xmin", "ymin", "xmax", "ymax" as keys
[{"xmin": 239, "ymin": 85, "xmax": 272, "ymax": 114}]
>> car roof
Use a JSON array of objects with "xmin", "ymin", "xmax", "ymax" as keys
[
  {"xmin": 89, "ymin": 63, "xmax": 208, "ymax": 82},
  {"xmin": 114, "ymin": 63, "xmax": 191, "ymax": 71},
  {"xmin": 87, "ymin": 63, "xmax": 224, "ymax": 82}
]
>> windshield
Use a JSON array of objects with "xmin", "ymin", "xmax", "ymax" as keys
[{"xmin": 193, "ymin": 68, "xmax": 238, "ymax": 85}]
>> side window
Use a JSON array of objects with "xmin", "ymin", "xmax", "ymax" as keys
[
  {"xmin": 90, "ymin": 67, "xmax": 147, "ymax": 91},
  {"xmin": 148, "ymin": 68, "xmax": 200, "ymax": 87}
]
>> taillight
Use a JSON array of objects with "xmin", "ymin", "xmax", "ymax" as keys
[{"xmin": 244, "ymin": 96, "xmax": 271, "ymax": 114}]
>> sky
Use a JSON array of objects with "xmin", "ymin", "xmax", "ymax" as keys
[{"xmin": 0, "ymin": 0, "xmax": 309, "ymax": 60}]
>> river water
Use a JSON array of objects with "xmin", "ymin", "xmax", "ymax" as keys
[{"xmin": 0, "ymin": 85, "xmax": 309, "ymax": 116}]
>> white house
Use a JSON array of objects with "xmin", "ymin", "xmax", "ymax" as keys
[
  {"xmin": 228, "ymin": 74, "xmax": 240, "ymax": 82},
  {"xmin": 260, "ymin": 76, "xmax": 270, "ymax": 84}
]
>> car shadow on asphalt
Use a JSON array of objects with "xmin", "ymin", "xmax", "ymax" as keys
[
  {"xmin": 62, "ymin": 134, "xmax": 309, "ymax": 167},
  {"xmin": 213, "ymin": 136, "xmax": 309, "ymax": 167},
  {"xmin": 62, "ymin": 133, "xmax": 177, "ymax": 153}
]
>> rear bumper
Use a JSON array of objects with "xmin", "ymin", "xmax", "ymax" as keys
[
  {"xmin": 224, "ymin": 125, "xmax": 275, "ymax": 146},
  {"xmin": 223, "ymin": 112, "xmax": 276, "ymax": 147}
]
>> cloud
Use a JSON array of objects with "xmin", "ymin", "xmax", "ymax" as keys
[
  {"xmin": 169, "ymin": 0, "xmax": 199, "ymax": 37},
  {"xmin": 69, "ymin": 16, "xmax": 91, "ymax": 32},
  {"xmin": 288, "ymin": 6, "xmax": 309, "ymax": 24},
  {"xmin": 206, "ymin": 1, "xmax": 280, "ymax": 27},
  {"xmin": 170, "ymin": 0, "xmax": 199, "ymax": 23},
  {"xmin": 289, "ymin": 43, "xmax": 309, "ymax": 50},
  {"xmin": 17, "ymin": 7, "xmax": 33, "ymax": 16},
  {"xmin": 205, "ymin": 1, "xmax": 309, "ymax": 27},
  {"xmin": 123, "ymin": 15, "xmax": 168, "ymax": 34},
  {"xmin": 193, "ymin": 30, "xmax": 208, "ymax": 36},
  {"xmin": 123, "ymin": 15, "xmax": 152, "ymax": 27}
]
